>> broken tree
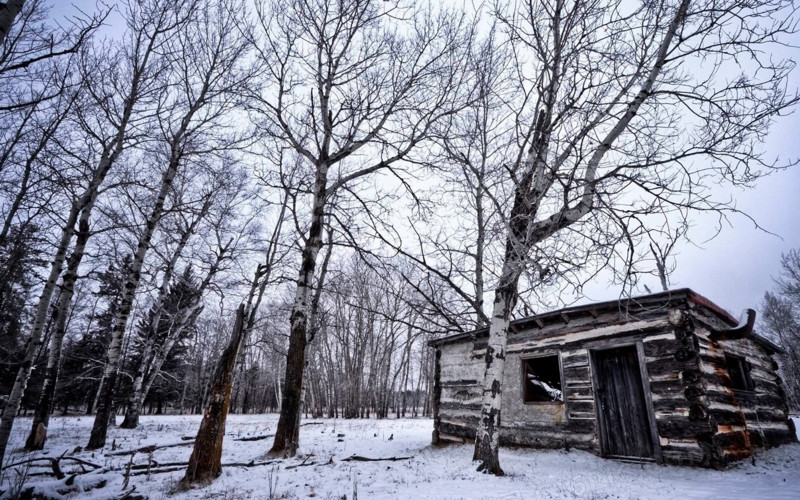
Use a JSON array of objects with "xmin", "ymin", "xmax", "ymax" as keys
[
  {"xmin": 181, "ymin": 304, "xmax": 246, "ymax": 484},
  {"xmin": 87, "ymin": 0, "xmax": 251, "ymax": 449}
]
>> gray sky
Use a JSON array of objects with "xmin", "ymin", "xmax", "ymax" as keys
[
  {"xmin": 50, "ymin": 0, "xmax": 800, "ymax": 318},
  {"xmin": 582, "ymin": 110, "xmax": 800, "ymax": 316}
]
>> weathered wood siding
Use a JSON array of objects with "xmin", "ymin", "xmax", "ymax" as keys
[
  {"xmin": 689, "ymin": 303, "xmax": 795, "ymax": 466},
  {"xmin": 436, "ymin": 307, "xmax": 672, "ymax": 453},
  {"xmin": 436, "ymin": 340, "xmax": 482, "ymax": 442},
  {"xmin": 432, "ymin": 295, "xmax": 794, "ymax": 468},
  {"xmin": 643, "ymin": 309, "xmax": 712, "ymax": 466}
]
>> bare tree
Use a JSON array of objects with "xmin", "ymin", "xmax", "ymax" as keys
[
  {"xmin": 181, "ymin": 303, "xmax": 246, "ymax": 485},
  {"xmin": 761, "ymin": 249, "xmax": 800, "ymax": 410},
  {"xmin": 0, "ymin": 1, "xmax": 111, "ymax": 465},
  {"xmin": 647, "ymin": 221, "xmax": 689, "ymax": 292},
  {"xmin": 1, "ymin": 0, "xmax": 191, "ymax": 458},
  {"xmin": 465, "ymin": 0, "xmax": 798, "ymax": 475},
  {"xmin": 247, "ymin": 0, "xmax": 473, "ymax": 456},
  {"xmin": 118, "ymin": 163, "xmax": 261, "ymax": 428},
  {"xmin": 1, "ymin": 0, "xmax": 105, "ymax": 111},
  {"xmin": 87, "ymin": 0, "xmax": 252, "ymax": 449},
  {"xmin": 180, "ymin": 186, "xmax": 290, "ymax": 484},
  {"xmin": 117, "ymin": 191, "xmax": 215, "ymax": 429}
]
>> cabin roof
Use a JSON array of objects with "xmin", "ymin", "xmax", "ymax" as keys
[{"xmin": 428, "ymin": 287, "xmax": 783, "ymax": 354}]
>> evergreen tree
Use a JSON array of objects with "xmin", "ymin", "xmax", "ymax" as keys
[
  {"xmin": 54, "ymin": 257, "xmax": 129, "ymax": 414},
  {"xmin": 127, "ymin": 266, "xmax": 200, "ymax": 414},
  {"xmin": 0, "ymin": 225, "xmax": 45, "ymax": 398}
]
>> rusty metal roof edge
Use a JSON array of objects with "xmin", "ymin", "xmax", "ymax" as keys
[{"xmin": 686, "ymin": 291, "xmax": 785, "ymax": 354}]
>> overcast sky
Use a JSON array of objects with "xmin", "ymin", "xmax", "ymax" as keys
[
  {"xmin": 578, "ymin": 101, "xmax": 800, "ymax": 316},
  {"xmin": 50, "ymin": 1, "xmax": 800, "ymax": 318}
]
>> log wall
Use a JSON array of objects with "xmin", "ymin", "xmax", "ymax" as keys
[
  {"xmin": 689, "ymin": 302, "xmax": 795, "ymax": 466},
  {"xmin": 431, "ymin": 295, "xmax": 795, "ymax": 468}
]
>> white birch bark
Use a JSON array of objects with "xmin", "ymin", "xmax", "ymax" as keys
[
  {"xmin": 122, "ymin": 243, "xmax": 227, "ymax": 429},
  {"xmin": 269, "ymin": 161, "xmax": 328, "ymax": 456},
  {"xmin": 24, "ymin": 195, "xmax": 96, "ymax": 450},
  {"xmin": 471, "ymin": 0, "xmax": 692, "ymax": 475},
  {"xmin": 120, "ymin": 200, "xmax": 210, "ymax": 428},
  {"xmin": 87, "ymin": 151, "xmax": 182, "ymax": 449}
]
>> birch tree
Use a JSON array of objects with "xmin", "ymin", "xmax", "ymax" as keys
[
  {"xmin": 87, "ymin": 0, "xmax": 252, "ymax": 449},
  {"xmin": 119, "ymin": 164, "xmax": 258, "ymax": 428},
  {"xmin": 248, "ymin": 0, "xmax": 472, "ymax": 456},
  {"xmin": 116, "ymin": 195, "xmax": 214, "ymax": 429},
  {"xmin": 3, "ymin": 0, "xmax": 186, "ymax": 457},
  {"xmin": 467, "ymin": 0, "xmax": 798, "ymax": 475},
  {"xmin": 0, "ymin": 3, "xmax": 123, "ymax": 465}
]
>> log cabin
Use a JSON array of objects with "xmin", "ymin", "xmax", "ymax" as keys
[{"xmin": 429, "ymin": 288, "xmax": 797, "ymax": 467}]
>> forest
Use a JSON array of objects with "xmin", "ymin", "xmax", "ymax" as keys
[{"xmin": 0, "ymin": 0, "xmax": 799, "ymax": 496}]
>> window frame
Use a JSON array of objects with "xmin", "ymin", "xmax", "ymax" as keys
[
  {"xmin": 724, "ymin": 353, "xmax": 755, "ymax": 393},
  {"xmin": 520, "ymin": 352, "xmax": 564, "ymax": 405}
]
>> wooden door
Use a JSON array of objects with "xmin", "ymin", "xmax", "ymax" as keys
[{"xmin": 592, "ymin": 345, "xmax": 655, "ymax": 459}]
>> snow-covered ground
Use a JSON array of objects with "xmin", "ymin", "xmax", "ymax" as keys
[{"xmin": 3, "ymin": 414, "xmax": 799, "ymax": 499}]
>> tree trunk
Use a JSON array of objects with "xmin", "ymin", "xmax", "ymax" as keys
[
  {"xmin": 269, "ymin": 163, "xmax": 328, "ymax": 457},
  {"xmin": 0, "ymin": 200, "xmax": 80, "ymax": 465},
  {"xmin": 119, "ymin": 367, "xmax": 148, "ymax": 429},
  {"xmin": 119, "ymin": 211, "xmax": 206, "ymax": 429},
  {"xmin": 292, "ymin": 226, "xmax": 332, "ymax": 442},
  {"xmin": 2, "ymin": 5, "xmax": 160, "ymax": 453},
  {"xmin": 86, "ymin": 380, "xmax": 99, "ymax": 415},
  {"xmin": 472, "ymin": 261, "xmax": 520, "ymax": 476},
  {"xmin": 24, "ymin": 202, "xmax": 94, "ymax": 450},
  {"xmin": 87, "ymin": 153, "xmax": 181, "ymax": 449},
  {"xmin": 181, "ymin": 304, "xmax": 245, "ymax": 485},
  {"xmin": 121, "ymin": 236, "xmax": 226, "ymax": 429}
]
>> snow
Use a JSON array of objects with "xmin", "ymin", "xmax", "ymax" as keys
[
  {"xmin": 3, "ymin": 414, "xmax": 799, "ymax": 499},
  {"xmin": 526, "ymin": 374, "xmax": 563, "ymax": 402}
]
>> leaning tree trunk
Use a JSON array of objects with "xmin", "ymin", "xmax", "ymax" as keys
[
  {"xmin": 0, "ymin": 18, "xmax": 152, "ymax": 456},
  {"xmin": 119, "ymin": 346, "xmax": 153, "ymax": 430},
  {"xmin": 119, "ymin": 208, "xmax": 207, "ymax": 429},
  {"xmin": 0, "ymin": 200, "xmax": 80, "ymax": 465},
  {"xmin": 121, "ymin": 235, "xmax": 226, "ymax": 429},
  {"xmin": 269, "ymin": 163, "xmax": 328, "ymax": 457},
  {"xmin": 25, "ymin": 202, "xmax": 95, "ymax": 450},
  {"xmin": 86, "ymin": 16, "xmax": 221, "ymax": 441},
  {"xmin": 87, "ymin": 153, "xmax": 181, "ymax": 450},
  {"xmin": 181, "ymin": 304, "xmax": 245, "ymax": 485},
  {"xmin": 124, "ymin": 306, "xmax": 199, "ymax": 428}
]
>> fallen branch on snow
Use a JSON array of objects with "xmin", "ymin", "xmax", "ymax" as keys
[
  {"xmin": 106, "ymin": 441, "xmax": 194, "ymax": 456},
  {"xmin": 341, "ymin": 455, "xmax": 413, "ymax": 462},
  {"xmin": 2, "ymin": 454, "xmax": 103, "ymax": 479},
  {"xmin": 126, "ymin": 459, "xmax": 279, "ymax": 477},
  {"xmin": 232, "ymin": 422, "xmax": 321, "ymax": 442},
  {"xmin": 233, "ymin": 433, "xmax": 275, "ymax": 442},
  {"xmin": 285, "ymin": 455, "xmax": 316, "ymax": 470}
]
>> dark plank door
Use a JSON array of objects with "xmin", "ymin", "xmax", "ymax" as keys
[{"xmin": 592, "ymin": 346, "xmax": 655, "ymax": 459}]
